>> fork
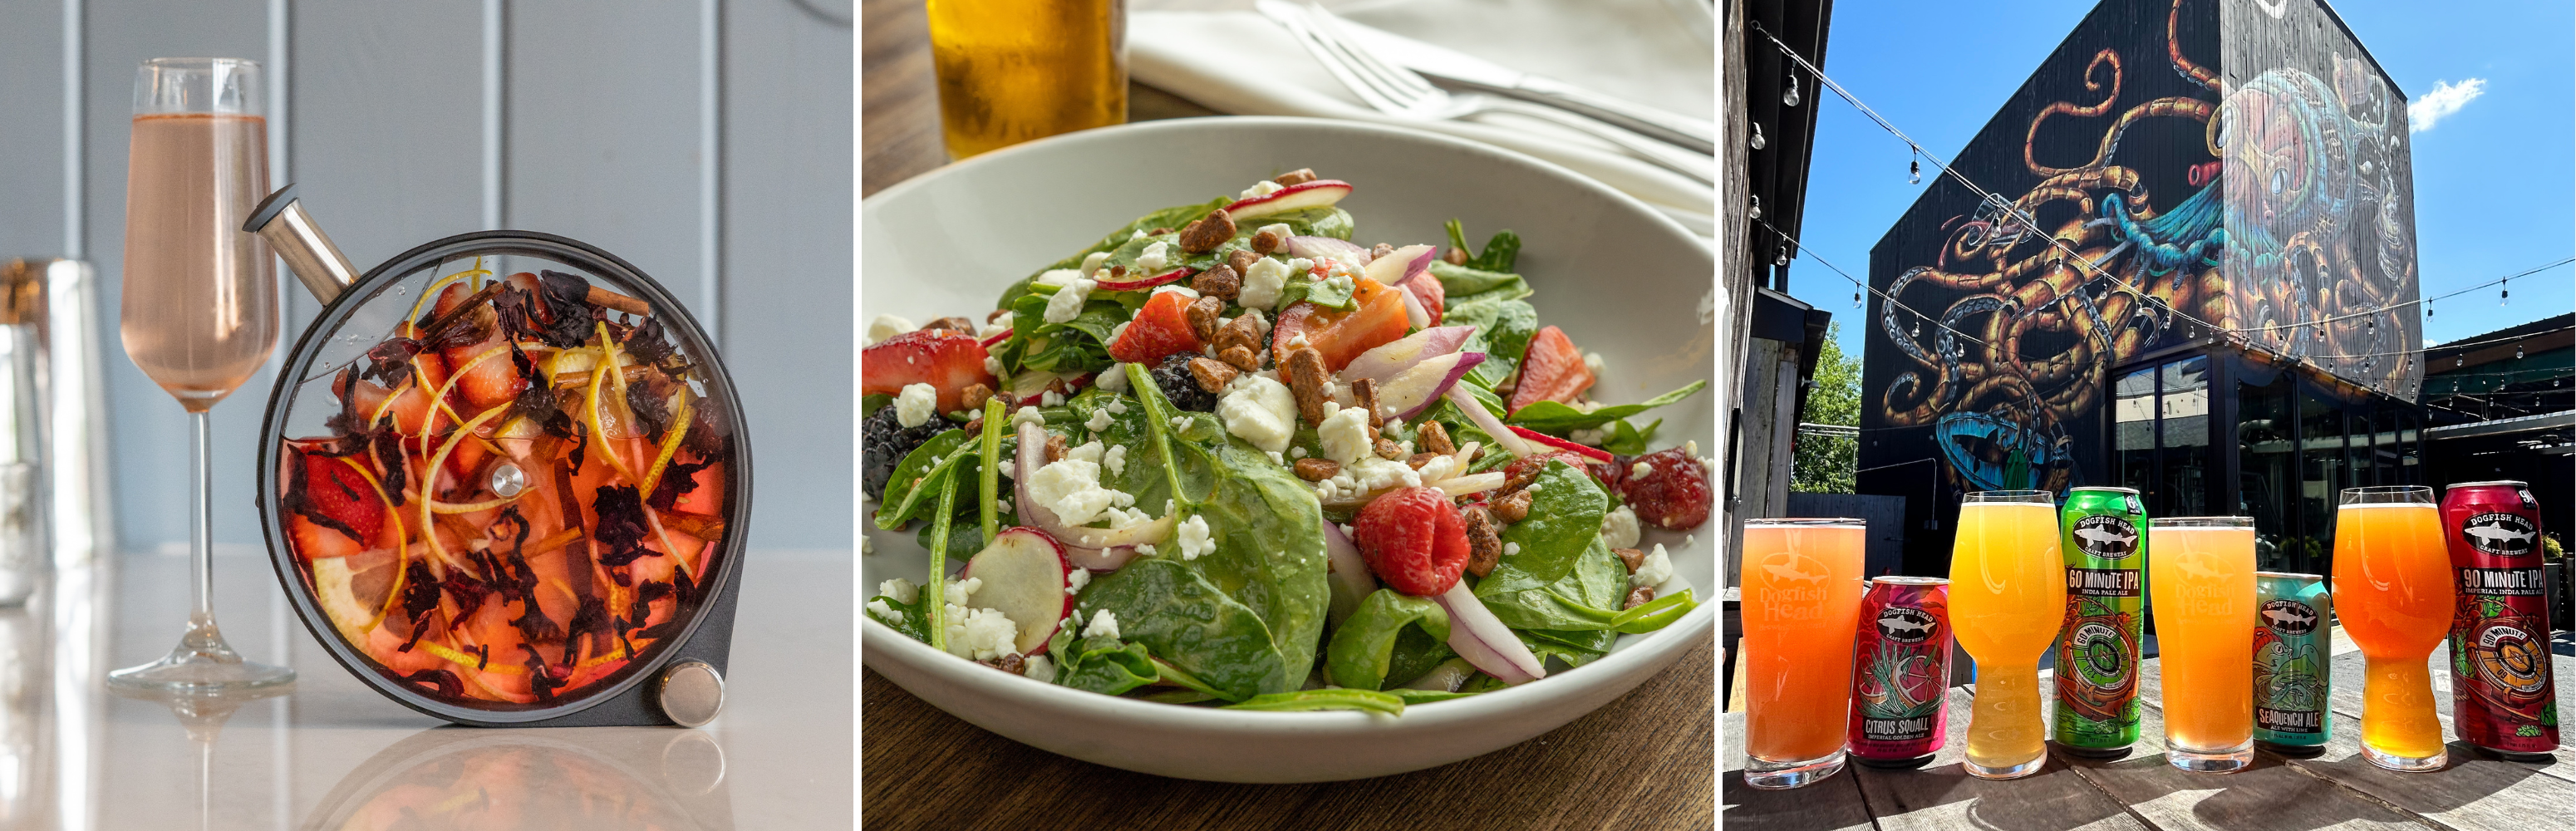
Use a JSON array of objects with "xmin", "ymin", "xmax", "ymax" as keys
[{"xmin": 1258, "ymin": 1, "xmax": 1715, "ymax": 184}]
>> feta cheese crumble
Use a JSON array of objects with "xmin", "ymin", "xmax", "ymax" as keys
[
  {"xmin": 1040, "ymin": 389, "xmax": 1065, "ymax": 407},
  {"xmin": 1152, "ymin": 283, "xmax": 1200, "ymax": 300},
  {"xmin": 1023, "ymin": 654, "xmax": 1056, "ymax": 683},
  {"xmin": 1256, "ymin": 222, "xmax": 1294, "ymax": 242},
  {"xmin": 894, "ymin": 383, "xmax": 938, "ymax": 428},
  {"xmin": 1136, "ymin": 240, "xmax": 1172, "ymax": 274},
  {"xmin": 944, "ymin": 607, "xmax": 1020, "ymax": 660},
  {"xmin": 1080, "ymin": 251, "xmax": 1110, "ymax": 277},
  {"xmin": 1043, "ymin": 278, "xmax": 1094, "ymax": 323},
  {"xmin": 1083, "ymin": 609, "xmax": 1123, "ymax": 641},
  {"xmin": 1175, "ymin": 514, "xmax": 1215, "ymax": 560},
  {"xmin": 878, "ymin": 578, "xmax": 920, "ymax": 605},
  {"xmin": 1239, "ymin": 179, "xmax": 1285, "ymax": 201},
  {"xmin": 866, "ymin": 314, "xmax": 916, "ymax": 345},
  {"xmin": 1028, "ymin": 458, "xmax": 1120, "ymax": 526},
  {"xmin": 1104, "ymin": 445, "xmax": 1128, "ymax": 476},
  {"xmin": 1318, "ymin": 402, "xmax": 1372, "ymax": 465},
  {"xmin": 1631, "ymin": 544, "xmax": 1674, "ymax": 588},
  {"xmin": 1085, "ymin": 408, "xmax": 1115, "ymax": 431},
  {"xmin": 1631, "ymin": 460, "xmax": 1653, "ymax": 479},
  {"xmin": 1241, "ymin": 256, "xmax": 1293, "ymax": 310},
  {"xmin": 943, "ymin": 577, "xmax": 982, "ymax": 607},
  {"xmin": 1600, "ymin": 504, "xmax": 1641, "ymax": 549},
  {"xmin": 1217, "ymin": 373, "xmax": 1299, "ymax": 453},
  {"xmin": 1035, "ymin": 268, "xmax": 1084, "ymax": 288},
  {"xmin": 1502, "ymin": 542, "xmax": 1522, "ymax": 558},
  {"xmin": 1098, "ymin": 363, "xmax": 1130, "ymax": 391},
  {"xmin": 865, "ymin": 598, "xmax": 902, "ymax": 624},
  {"xmin": 1066, "ymin": 567, "xmax": 1090, "ymax": 596},
  {"xmin": 1012, "ymin": 406, "xmax": 1045, "ymax": 427}
]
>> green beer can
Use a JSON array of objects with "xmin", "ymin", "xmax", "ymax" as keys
[
  {"xmin": 2055, "ymin": 486, "xmax": 2146, "ymax": 757},
  {"xmin": 2253, "ymin": 572, "xmax": 2333, "ymax": 755}
]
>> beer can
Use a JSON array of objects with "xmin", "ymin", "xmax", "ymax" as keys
[
  {"xmin": 2254, "ymin": 571, "xmax": 2333, "ymax": 754},
  {"xmin": 2055, "ymin": 486, "xmax": 2146, "ymax": 757},
  {"xmin": 2441, "ymin": 480, "xmax": 2558, "ymax": 760},
  {"xmin": 1848, "ymin": 577, "xmax": 1953, "ymax": 769}
]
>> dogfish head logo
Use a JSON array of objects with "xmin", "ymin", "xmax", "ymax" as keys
[
  {"xmin": 2460, "ymin": 513, "xmax": 2539, "ymax": 558},
  {"xmin": 1876, "ymin": 607, "xmax": 1938, "ymax": 643},
  {"xmin": 2261, "ymin": 599, "xmax": 2318, "ymax": 637},
  {"xmin": 2072, "ymin": 515, "xmax": 2140, "ymax": 560}
]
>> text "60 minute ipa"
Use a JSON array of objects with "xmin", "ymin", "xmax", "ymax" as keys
[{"xmin": 1741, "ymin": 519, "xmax": 1866, "ymax": 790}]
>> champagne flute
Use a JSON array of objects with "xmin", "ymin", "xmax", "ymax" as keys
[{"xmin": 107, "ymin": 57, "xmax": 293, "ymax": 693}]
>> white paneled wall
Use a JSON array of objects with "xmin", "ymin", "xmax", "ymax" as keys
[{"xmin": 1, "ymin": 0, "xmax": 853, "ymax": 553}]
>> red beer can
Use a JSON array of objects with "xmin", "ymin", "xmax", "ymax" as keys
[
  {"xmin": 1848, "ymin": 577, "xmax": 1953, "ymax": 768},
  {"xmin": 2440, "ymin": 480, "xmax": 2559, "ymax": 760}
]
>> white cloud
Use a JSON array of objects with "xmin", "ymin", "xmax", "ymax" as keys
[{"xmin": 2408, "ymin": 78, "xmax": 2486, "ymax": 133}]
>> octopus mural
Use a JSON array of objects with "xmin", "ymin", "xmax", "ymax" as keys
[{"xmin": 1864, "ymin": 0, "xmax": 2420, "ymax": 494}]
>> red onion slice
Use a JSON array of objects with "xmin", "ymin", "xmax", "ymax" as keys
[
  {"xmin": 1286, "ymin": 235, "xmax": 1370, "ymax": 263},
  {"xmin": 1360, "ymin": 244, "xmax": 1434, "ymax": 286},
  {"xmin": 1436, "ymin": 581, "xmax": 1545, "ymax": 685},
  {"xmin": 1379, "ymin": 352, "xmax": 1485, "ymax": 421},
  {"xmin": 1399, "ymin": 288, "xmax": 1432, "ymax": 329},
  {"xmin": 1320, "ymin": 519, "xmax": 1377, "ymax": 627},
  {"xmin": 1340, "ymin": 326, "xmax": 1475, "ymax": 384},
  {"xmin": 1445, "ymin": 386, "xmax": 1535, "ymax": 458}
]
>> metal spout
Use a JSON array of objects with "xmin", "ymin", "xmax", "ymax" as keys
[{"xmin": 243, "ymin": 184, "xmax": 359, "ymax": 304}]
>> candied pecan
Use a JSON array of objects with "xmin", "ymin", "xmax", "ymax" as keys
[
  {"xmin": 1408, "ymin": 452, "xmax": 1444, "ymax": 469},
  {"xmin": 1045, "ymin": 432, "xmax": 1068, "ymax": 464},
  {"xmin": 1273, "ymin": 168, "xmax": 1318, "ymax": 186},
  {"xmin": 1148, "ymin": 228, "xmax": 1172, "ymax": 236},
  {"xmin": 1283, "ymin": 347, "xmax": 1330, "ymax": 425},
  {"xmin": 1370, "ymin": 243, "xmax": 1396, "ymax": 261},
  {"xmin": 1184, "ymin": 295, "xmax": 1224, "ymax": 342},
  {"xmin": 1215, "ymin": 312, "xmax": 1263, "ymax": 356},
  {"xmin": 1349, "ymin": 378, "xmax": 1384, "ymax": 430},
  {"xmin": 1227, "ymin": 248, "xmax": 1260, "ymax": 276},
  {"xmin": 1177, "ymin": 209, "xmax": 1236, "ymax": 254},
  {"xmin": 980, "ymin": 653, "xmax": 1025, "ymax": 675},
  {"xmin": 1417, "ymin": 420, "xmax": 1455, "ymax": 455},
  {"xmin": 1219, "ymin": 345, "xmax": 1261, "ymax": 373},
  {"xmin": 1463, "ymin": 505, "xmax": 1502, "ymax": 577},
  {"xmin": 960, "ymin": 383, "xmax": 994, "ymax": 413},
  {"xmin": 1491, "ymin": 489, "xmax": 1533, "ymax": 523},
  {"xmin": 1293, "ymin": 458, "xmax": 1340, "ymax": 481},
  {"xmin": 1251, "ymin": 229, "xmax": 1286, "ymax": 255},
  {"xmin": 1443, "ymin": 246, "xmax": 1469, "ymax": 265},
  {"xmin": 986, "ymin": 308, "xmax": 1012, "ymax": 324},
  {"xmin": 1192, "ymin": 264, "xmax": 1241, "ymax": 301},
  {"xmin": 1187, "ymin": 356, "xmax": 1239, "ymax": 392},
  {"xmin": 1374, "ymin": 437, "xmax": 1405, "ymax": 460},
  {"xmin": 921, "ymin": 316, "xmax": 977, "ymax": 333},
  {"xmin": 961, "ymin": 416, "xmax": 984, "ymax": 436},
  {"xmin": 1613, "ymin": 547, "xmax": 1646, "ymax": 573},
  {"xmin": 1624, "ymin": 587, "xmax": 1656, "ymax": 610}
]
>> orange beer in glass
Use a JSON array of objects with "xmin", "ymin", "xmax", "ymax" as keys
[
  {"xmin": 925, "ymin": 0, "xmax": 1128, "ymax": 160},
  {"xmin": 2333, "ymin": 486, "xmax": 2455, "ymax": 771},
  {"xmin": 2148, "ymin": 517, "xmax": 2258, "ymax": 772},
  {"xmin": 1742, "ymin": 519, "xmax": 1867, "ymax": 789},
  {"xmin": 1948, "ymin": 490, "xmax": 2066, "ymax": 779}
]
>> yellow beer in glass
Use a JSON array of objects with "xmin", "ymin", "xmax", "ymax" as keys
[
  {"xmin": 2147, "ymin": 517, "xmax": 2257, "ymax": 772},
  {"xmin": 2332, "ymin": 486, "xmax": 2454, "ymax": 772},
  {"xmin": 925, "ymin": 0, "xmax": 1128, "ymax": 160},
  {"xmin": 1741, "ymin": 519, "xmax": 1867, "ymax": 789},
  {"xmin": 1948, "ymin": 490, "xmax": 2067, "ymax": 779}
]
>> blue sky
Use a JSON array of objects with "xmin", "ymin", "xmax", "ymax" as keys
[{"xmin": 1785, "ymin": 0, "xmax": 2573, "ymax": 356}]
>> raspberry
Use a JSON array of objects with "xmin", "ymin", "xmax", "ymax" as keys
[
  {"xmin": 1150, "ymin": 353, "xmax": 1217, "ymax": 412},
  {"xmin": 1618, "ymin": 447, "xmax": 1710, "ymax": 530},
  {"xmin": 1352, "ymin": 487, "xmax": 1470, "ymax": 597}
]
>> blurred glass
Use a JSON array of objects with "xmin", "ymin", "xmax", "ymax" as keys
[{"xmin": 926, "ymin": 0, "xmax": 1128, "ymax": 160}]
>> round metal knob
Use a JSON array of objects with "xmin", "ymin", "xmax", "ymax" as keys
[
  {"xmin": 487, "ymin": 461, "xmax": 527, "ymax": 499},
  {"xmin": 658, "ymin": 660, "xmax": 724, "ymax": 728}
]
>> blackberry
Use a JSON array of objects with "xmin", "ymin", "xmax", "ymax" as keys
[
  {"xmin": 1152, "ymin": 353, "xmax": 1217, "ymax": 412},
  {"xmin": 862, "ymin": 405, "xmax": 948, "ymax": 499}
]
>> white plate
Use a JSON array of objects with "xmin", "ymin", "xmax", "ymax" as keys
[{"xmin": 859, "ymin": 116, "xmax": 1716, "ymax": 783}]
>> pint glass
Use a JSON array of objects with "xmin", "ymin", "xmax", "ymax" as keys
[
  {"xmin": 2333, "ymin": 486, "xmax": 2455, "ymax": 772},
  {"xmin": 2148, "ymin": 517, "xmax": 2257, "ymax": 772},
  {"xmin": 926, "ymin": 0, "xmax": 1128, "ymax": 159},
  {"xmin": 1741, "ymin": 519, "xmax": 1866, "ymax": 789},
  {"xmin": 1949, "ymin": 491, "xmax": 2067, "ymax": 780}
]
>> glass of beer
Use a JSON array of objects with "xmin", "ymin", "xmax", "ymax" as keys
[
  {"xmin": 1948, "ymin": 490, "xmax": 2066, "ymax": 779},
  {"xmin": 925, "ymin": 0, "xmax": 1128, "ymax": 160},
  {"xmin": 2148, "ymin": 517, "xmax": 2258, "ymax": 772},
  {"xmin": 1741, "ymin": 518, "xmax": 1867, "ymax": 789},
  {"xmin": 109, "ymin": 57, "xmax": 293, "ymax": 693},
  {"xmin": 2332, "ymin": 486, "xmax": 2455, "ymax": 772}
]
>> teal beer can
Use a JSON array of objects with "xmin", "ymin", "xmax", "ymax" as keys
[{"xmin": 2253, "ymin": 571, "xmax": 2333, "ymax": 755}]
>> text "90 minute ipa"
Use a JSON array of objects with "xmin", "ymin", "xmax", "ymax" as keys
[{"xmin": 1741, "ymin": 519, "xmax": 1866, "ymax": 790}]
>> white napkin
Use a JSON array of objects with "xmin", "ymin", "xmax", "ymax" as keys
[{"xmin": 1131, "ymin": 0, "xmax": 1715, "ymax": 236}]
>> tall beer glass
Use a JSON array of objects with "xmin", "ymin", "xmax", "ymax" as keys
[
  {"xmin": 2148, "ymin": 517, "xmax": 2258, "ymax": 772},
  {"xmin": 110, "ymin": 58, "xmax": 293, "ymax": 692},
  {"xmin": 926, "ymin": 0, "xmax": 1128, "ymax": 159},
  {"xmin": 1741, "ymin": 519, "xmax": 1866, "ymax": 789},
  {"xmin": 2333, "ymin": 486, "xmax": 2453, "ymax": 772},
  {"xmin": 1949, "ymin": 490, "xmax": 2065, "ymax": 779}
]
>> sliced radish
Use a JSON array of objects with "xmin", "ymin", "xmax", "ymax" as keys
[
  {"xmin": 1359, "ymin": 244, "xmax": 1433, "ymax": 287},
  {"xmin": 978, "ymin": 327, "xmax": 1012, "ymax": 348},
  {"xmin": 1509, "ymin": 425, "xmax": 1614, "ymax": 462},
  {"xmin": 1446, "ymin": 386, "xmax": 1534, "ymax": 458},
  {"xmin": 1320, "ymin": 519, "xmax": 1377, "ymax": 628},
  {"xmin": 1375, "ymin": 352, "xmax": 1485, "ymax": 420},
  {"xmin": 1094, "ymin": 267, "xmax": 1192, "ymax": 292},
  {"xmin": 1436, "ymin": 581, "xmax": 1544, "ymax": 685},
  {"xmin": 1340, "ymin": 326, "xmax": 1476, "ymax": 384},
  {"xmin": 1224, "ymin": 179, "xmax": 1353, "ymax": 220},
  {"xmin": 1286, "ymin": 235, "xmax": 1370, "ymax": 263},
  {"xmin": 958, "ymin": 527, "xmax": 1077, "ymax": 656}
]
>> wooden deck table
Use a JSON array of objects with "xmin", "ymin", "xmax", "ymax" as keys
[{"xmin": 1724, "ymin": 629, "xmax": 2576, "ymax": 831}]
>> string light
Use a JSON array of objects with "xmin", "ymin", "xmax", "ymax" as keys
[
  {"xmin": 1853, "ymin": 290, "xmax": 1863, "ymax": 308},
  {"xmin": 1784, "ymin": 63, "xmax": 1802, "ymax": 106},
  {"xmin": 1748, "ymin": 194, "xmax": 1762, "ymax": 219},
  {"xmin": 1750, "ymin": 122, "xmax": 1767, "ymax": 150},
  {"xmin": 1908, "ymin": 156, "xmax": 1920, "ymax": 184}
]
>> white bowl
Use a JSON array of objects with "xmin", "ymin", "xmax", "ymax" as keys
[{"xmin": 859, "ymin": 116, "xmax": 1716, "ymax": 783}]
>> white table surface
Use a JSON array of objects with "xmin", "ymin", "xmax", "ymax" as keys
[{"xmin": 2, "ymin": 546, "xmax": 851, "ymax": 829}]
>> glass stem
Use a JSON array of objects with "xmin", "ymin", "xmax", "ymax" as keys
[{"xmin": 192, "ymin": 408, "xmax": 216, "ymax": 630}]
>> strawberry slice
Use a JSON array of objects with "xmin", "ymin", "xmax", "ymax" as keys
[
  {"xmin": 1106, "ymin": 290, "xmax": 1206, "ymax": 365},
  {"xmin": 1271, "ymin": 277, "xmax": 1410, "ymax": 371},
  {"xmin": 1353, "ymin": 486, "xmax": 1471, "ymax": 597},
  {"xmin": 1506, "ymin": 326, "xmax": 1593, "ymax": 415},
  {"xmin": 1395, "ymin": 271, "xmax": 1445, "ymax": 326},
  {"xmin": 863, "ymin": 328, "xmax": 999, "ymax": 412},
  {"xmin": 338, "ymin": 373, "xmax": 433, "ymax": 435},
  {"xmin": 426, "ymin": 283, "xmax": 528, "ymax": 408},
  {"xmin": 297, "ymin": 452, "xmax": 386, "ymax": 552}
]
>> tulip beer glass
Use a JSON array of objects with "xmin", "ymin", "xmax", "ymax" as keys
[
  {"xmin": 2148, "ymin": 517, "xmax": 2258, "ymax": 772},
  {"xmin": 1949, "ymin": 491, "xmax": 2067, "ymax": 779},
  {"xmin": 1741, "ymin": 519, "xmax": 1866, "ymax": 789},
  {"xmin": 2333, "ymin": 486, "xmax": 2456, "ymax": 772},
  {"xmin": 925, "ymin": 0, "xmax": 1128, "ymax": 159}
]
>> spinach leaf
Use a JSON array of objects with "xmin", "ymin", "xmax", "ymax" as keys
[
  {"xmin": 1005, "ymin": 290, "xmax": 1122, "ymax": 375},
  {"xmin": 1601, "ymin": 418, "xmax": 1659, "ymax": 455},
  {"xmin": 1506, "ymin": 380, "xmax": 1708, "ymax": 431},
  {"xmin": 1068, "ymin": 389, "xmax": 1185, "ymax": 513},
  {"xmin": 1443, "ymin": 296, "xmax": 1539, "ymax": 388},
  {"xmin": 1384, "ymin": 624, "xmax": 1458, "ymax": 690},
  {"xmin": 1443, "ymin": 219, "xmax": 1522, "ymax": 272},
  {"xmin": 860, "ymin": 392, "xmax": 893, "ymax": 417},
  {"xmin": 1325, "ymin": 589, "xmax": 1451, "ymax": 691},
  {"xmin": 997, "ymin": 196, "xmax": 1234, "ymax": 311},
  {"xmin": 1179, "ymin": 439, "xmax": 1330, "ymax": 689},
  {"xmin": 914, "ymin": 517, "xmax": 990, "ymax": 562},
  {"xmin": 1301, "ymin": 276, "xmax": 1356, "ymax": 309},
  {"xmin": 1051, "ymin": 632, "xmax": 1162, "ymax": 696},
  {"xmin": 1222, "ymin": 688, "xmax": 1404, "ymax": 715},
  {"xmin": 1493, "ymin": 460, "xmax": 1610, "ymax": 584},
  {"xmin": 863, "ymin": 592, "xmax": 933, "ymax": 642},
  {"xmin": 1518, "ymin": 629, "xmax": 1608, "ymax": 671},
  {"xmin": 1428, "ymin": 262, "xmax": 1531, "ymax": 302},
  {"xmin": 1389, "ymin": 689, "xmax": 1479, "ymax": 705},
  {"xmin": 871, "ymin": 430, "xmax": 974, "ymax": 529},
  {"xmin": 1076, "ymin": 557, "xmax": 1293, "ymax": 700},
  {"xmin": 1473, "ymin": 541, "xmax": 1700, "ymax": 633}
]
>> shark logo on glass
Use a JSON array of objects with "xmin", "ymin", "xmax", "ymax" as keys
[
  {"xmin": 2071, "ymin": 515, "xmax": 2139, "ymax": 560},
  {"xmin": 2460, "ymin": 512, "xmax": 2538, "ymax": 557}
]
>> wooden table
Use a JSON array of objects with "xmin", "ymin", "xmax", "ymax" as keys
[
  {"xmin": 1723, "ymin": 632, "xmax": 2576, "ymax": 831},
  {"xmin": 860, "ymin": 2, "xmax": 1716, "ymax": 825}
]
